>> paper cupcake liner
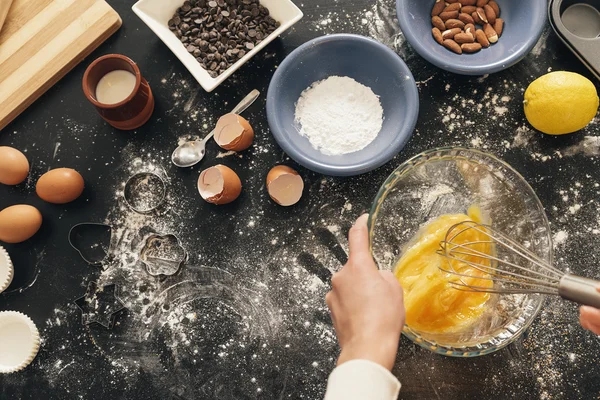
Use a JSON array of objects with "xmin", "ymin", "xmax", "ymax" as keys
[
  {"xmin": 0, "ymin": 311, "xmax": 41, "ymax": 374},
  {"xmin": 0, "ymin": 246, "xmax": 14, "ymax": 294}
]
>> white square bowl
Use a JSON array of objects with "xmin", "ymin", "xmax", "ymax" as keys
[{"xmin": 132, "ymin": 0, "xmax": 303, "ymax": 92}]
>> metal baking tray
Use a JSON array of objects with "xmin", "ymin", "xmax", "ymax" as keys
[{"xmin": 549, "ymin": 0, "xmax": 600, "ymax": 80}]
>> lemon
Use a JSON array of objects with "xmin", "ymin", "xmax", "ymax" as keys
[{"xmin": 524, "ymin": 71, "xmax": 599, "ymax": 135}]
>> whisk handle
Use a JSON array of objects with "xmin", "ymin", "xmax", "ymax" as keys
[{"xmin": 558, "ymin": 275, "xmax": 600, "ymax": 309}]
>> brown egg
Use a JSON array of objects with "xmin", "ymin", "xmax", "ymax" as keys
[
  {"xmin": 0, "ymin": 205, "xmax": 42, "ymax": 243},
  {"xmin": 198, "ymin": 165, "xmax": 242, "ymax": 205},
  {"xmin": 266, "ymin": 166, "xmax": 304, "ymax": 206},
  {"xmin": 0, "ymin": 146, "xmax": 29, "ymax": 185},
  {"xmin": 214, "ymin": 113, "xmax": 254, "ymax": 151},
  {"xmin": 36, "ymin": 168, "xmax": 84, "ymax": 204}
]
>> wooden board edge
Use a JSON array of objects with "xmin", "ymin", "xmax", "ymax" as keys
[{"xmin": 0, "ymin": 8, "xmax": 122, "ymax": 132}]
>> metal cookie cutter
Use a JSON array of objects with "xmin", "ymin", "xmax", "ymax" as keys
[
  {"xmin": 124, "ymin": 172, "xmax": 167, "ymax": 213},
  {"xmin": 74, "ymin": 282, "xmax": 126, "ymax": 329},
  {"xmin": 69, "ymin": 223, "xmax": 113, "ymax": 266},
  {"xmin": 139, "ymin": 233, "xmax": 187, "ymax": 277}
]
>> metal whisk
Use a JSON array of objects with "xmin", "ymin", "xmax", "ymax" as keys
[{"xmin": 438, "ymin": 221, "xmax": 600, "ymax": 308}]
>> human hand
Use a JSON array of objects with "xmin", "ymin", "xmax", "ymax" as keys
[
  {"xmin": 580, "ymin": 286, "xmax": 600, "ymax": 335},
  {"xmin": 325, "ymin": 214, "xmax": 405, "ymax": 371}
]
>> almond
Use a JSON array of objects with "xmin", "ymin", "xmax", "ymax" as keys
[
  {"xmin": 458, "ymin": 12, "xmax": 475, "ymax": 25},
  {"xmin": 475, "ymin": 29, "xmax": 490, "ymax": 47},
  {"xmin": 476, "ymin": 0, "xmax": 489, "ymax": 7},
  {"xmin": 443, "ymin": 39, "xmax": 462, "ymax": 54},
  {"xmin": 454, "ymin": 32, "xmax": 475, "ymax": 44},
  {"xmin": 431, "ymin": 0, "xmax": 445, "ymax": 16},
  {"xmin": 475, "ymin": 7, "xmax": 488, "ymax": 23},
  {"xmin": 483, "ymin": 23, "xmax": 498, "ymax": 43},
  {"xmin": 445, "ymin": 18, "xmax": 465, "ymax": 29},
  {"xmin": 446, "ymin": 0, "xmax": 461, "ymax": 3},
  {"xmin": 488, "ymin": 0, "xmax": 500, "ymax": 17},
  {"xmin": 442, "ymin": 27, "xmax": 462, "ymax": 39},
  {"xmin": 461, "ymin": 42, "xmax": 482, "ymax": 53},
  {"xmin": 439, "ymin": 10, "xmax": 459, "ymax": 21},
  {"xmin": 459, "ymin": 0, "xmax": 477, "ymax": 5},
  {"xmin": 432, "ymin": 27, "xmax": 444, "ymax": 44},
  {"xmin": 431, "ymin": 16, "xmax": 446, "ymax": 31},
  {"xmin": 465, "ymin": 23, "xmax": 476, "ymax": 36},
  {"xmin": 462, "ymin": 5, "xmax": 477, "ymax": 14},
  {"xmin": 494, "ymin": 18, "xmax": 504, "ymax": 37},
  {"xmin": 483, "ymin": 4, "xmax": 496, "ymax": 25},
  {"xmin": 444, "ymin": 3, "xmax": 462, "ymax": 13}
]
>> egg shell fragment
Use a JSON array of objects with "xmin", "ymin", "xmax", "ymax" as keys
[
  {"xmin": 36, "ymin": 168, "xmax": 84, "ymax": 204},
  {"xmin": 198, "ymin": 165, "xmax": 242, "ymax": 205},
  {"xmin": 266, "ymin": 166, "xmax": 304, "ymax": 206},
  {"xmin": 0, "ymin": 147, "xmax": 29, "ymax": 185},
  {"xmin": 0, "ymin": 205, "xmax": 42, "ymax": 244},
  {"xmin": 214, "ymin": 113, "xmax": 254, "ymax": 152}
]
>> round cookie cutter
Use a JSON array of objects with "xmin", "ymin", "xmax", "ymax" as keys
[{"xmin": 123, "ymin": 172, "xmax": 167, "ymax": 213}]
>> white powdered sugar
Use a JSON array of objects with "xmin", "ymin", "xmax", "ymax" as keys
[{"xmin": 294, "ymin": 76, "xmax": 383, "ymax": 156}]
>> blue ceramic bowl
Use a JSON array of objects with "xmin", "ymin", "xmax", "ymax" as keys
[
  {"xmin": 396, "ymin": 0, "xmax": 547, "ymax": 75},
  {"xmin": 266, "ymin": 34, "xmax": 419, "ymax": 176}
]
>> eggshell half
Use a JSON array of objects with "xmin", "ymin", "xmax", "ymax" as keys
[
  {"xmin": 214, "ymin": 113, "xmax": 254, "ymax": 151},
  {"xmin": 266, "ymin": 166, "xmax": 304, "ymax": 206},
  {"xmin": 0, "ymin": 147, "xmax": 29, "ymax": 185},
  {"xmin": 0, "ymin": 205, "xmax": 42, "ymax": 244},
  {"xmin": 36, "ymin": 168, "xmax": 84, "ymax": 204},
  {"xmin": 198, "ymin": 165, "xmax": 242, "ymax": 205}
]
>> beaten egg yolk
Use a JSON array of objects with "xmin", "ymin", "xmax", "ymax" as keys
[{"xmin": 394, "ymin": 206, "xmax": 493, "ymax": 333}]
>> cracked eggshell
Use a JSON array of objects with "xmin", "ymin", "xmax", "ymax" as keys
[
  {"xmin": 198, "ymin": 165, "xmax": 242, "ymax": 205},
  {"xmin": 266, "ymin": 166, "xmax": 304, "ymax": 206},
  {"xmin": 214, "ymin": 113, "xmax": 254, "ymax": 151}
]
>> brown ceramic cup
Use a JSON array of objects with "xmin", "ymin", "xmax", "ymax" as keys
[{"xmin": 83, "ymin": 54, "xmax": 154, "ymax": 130}]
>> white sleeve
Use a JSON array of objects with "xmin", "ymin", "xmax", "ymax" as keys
[{"xmin": 324, "ymin": 359, "xmax": 401, "ymax": 400}]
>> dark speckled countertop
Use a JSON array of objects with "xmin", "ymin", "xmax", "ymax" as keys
[{"xmin": 1, "ymin": 0, "xmax": 599, "ymax": 399}]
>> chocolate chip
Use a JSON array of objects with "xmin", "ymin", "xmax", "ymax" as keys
[{"xmin": 170, "ymin": 0, "xmax": 279, "ymax": 77}]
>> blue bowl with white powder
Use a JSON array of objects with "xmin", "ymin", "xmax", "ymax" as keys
[{"xmin": 266, "ymin": 34, "xmax": 419, "ymax": 176}]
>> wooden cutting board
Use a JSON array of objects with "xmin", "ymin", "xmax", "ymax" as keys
[{"xmin": 0, "ymin": 0, "xmax": 122, "ymax": 131}]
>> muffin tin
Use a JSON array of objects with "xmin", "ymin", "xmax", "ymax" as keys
[{"xmin": 549, "ymin": 0, "xmax": 600, "ymax": 80}]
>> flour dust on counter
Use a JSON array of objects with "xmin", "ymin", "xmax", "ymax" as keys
[
  {"xmin": 308, "ymin": 0, "xmax": 405, "ymax": 54},
  {"xmin": 29, "ymin": 144, "xmax": 371, "ymax": 398}
]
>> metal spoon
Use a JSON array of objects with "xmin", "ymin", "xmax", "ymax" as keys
[{"xmin": 171, "ymin": 89, "xmax": 260, "ymax": 168}]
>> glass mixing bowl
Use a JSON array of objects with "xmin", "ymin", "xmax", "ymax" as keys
[{"xmin": 368, "ymin": 148, "xmax": 553, "ymax": 357}]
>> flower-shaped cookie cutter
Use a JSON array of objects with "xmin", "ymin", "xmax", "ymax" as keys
[
  {"xmin": 123, "ymin": 172, "xmax": 167, "ymax": 213},
  {"xmin": 139, "ymin": 233, "xmax": 186, "ymax": 277}
]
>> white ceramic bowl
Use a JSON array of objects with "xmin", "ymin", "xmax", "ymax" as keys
[{"xmin": 132, "ymin": 0, "xmax": 303, "ymax": 92}]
